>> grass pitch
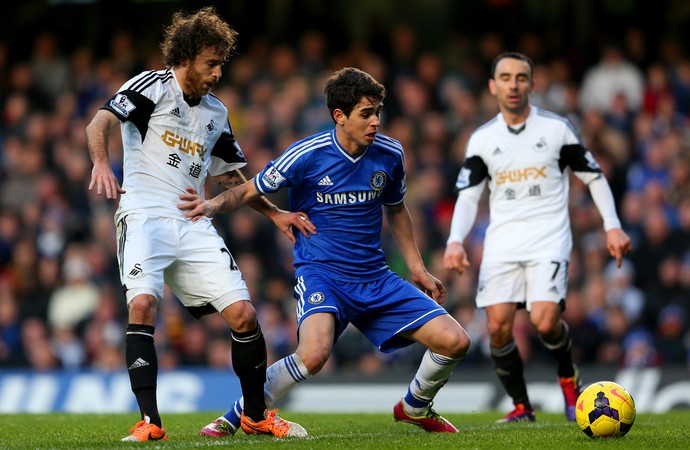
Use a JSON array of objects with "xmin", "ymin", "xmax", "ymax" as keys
[{"xmin": 1, "ymin": 411, "xmax": 688, "ymax": 449}]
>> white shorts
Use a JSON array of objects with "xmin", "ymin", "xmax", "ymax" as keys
[
  {"xmin": 476, "ymin": 259, "xmax": 568, "ymax": 310},
  {"xmin": 116, "ymin": 214, "xmax": 250, "ymax": 317}
]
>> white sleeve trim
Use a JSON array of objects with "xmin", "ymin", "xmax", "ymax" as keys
[
  {"xmin": 447, "ymin": 183, "xmax": 483, "ymax": 244},
  {"xmin": 209, "ymin": 155, "xmax": 246, "ymax": 176},
  {"xmin": 588, "ymin": 176, "xmax": 622, "ymax": 231}
]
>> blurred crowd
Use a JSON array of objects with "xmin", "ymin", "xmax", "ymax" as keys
[{"xmin": 1, "ymin": 21, "xmax": 690, "ymax": 376}]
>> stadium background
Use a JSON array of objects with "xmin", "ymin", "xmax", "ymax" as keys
[{"xmin": 1, "ymin": 0, "xmax": 690, "ymax": 412}]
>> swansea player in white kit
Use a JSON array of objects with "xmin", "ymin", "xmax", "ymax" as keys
[
  {"xmin": 86, "ymin": 7, "xmax": 310, "ymax": 442},
  {"xmin": 443, "ymin": 52, "xmax": 632, "ymax": 423},
  {"xmin": 180, "ymin": 67, "xmax": 471, "ymax": 435}
]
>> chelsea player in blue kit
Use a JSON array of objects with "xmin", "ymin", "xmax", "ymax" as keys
[{"xmin": 179, "ymin": 67, "xmax": 471, "ymax": 435}]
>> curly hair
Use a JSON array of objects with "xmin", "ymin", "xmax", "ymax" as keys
[
  {"xmin": 159, "ymin": 6, "xmax": 238, "ymax": 68},
  {"xmin": 324, "ymin": 67, "xmax": 386, "ymax": 122}
]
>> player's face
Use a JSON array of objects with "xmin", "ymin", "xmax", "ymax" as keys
[
  {"xmin": 489, "ymin": 57, "xmax": 534, "ymax": 116},
  {"xmin": 182, "ymin": 46, "xmax": 223, "ymax": 99},
  {"xmin": 335, "ymin": 96, "xmax": 383, "ymax": 155}
]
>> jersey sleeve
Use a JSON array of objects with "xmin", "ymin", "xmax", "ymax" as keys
[
  {"xmin": 381, "ymin": 147, "xmax": 406, "ymax": 206},
  {"xmin": 208, "ymin": 121, "xmax": 247, "ymax": 176},
  {"xmin": 254, "ymin": 162, "xmax": 288, "ymax": 195},
  {"xmin": 100, "ymin": 71, "xmax": 163, "ymax": 141},
  {"xmin": 556, "ymin": 118, "xmax": 602, "ymax": 184},
  {"xmin": 254, "ymin": 147, "xmax": 303, "ymax": 195},
  {"xmin": 454, "ymin": 155, "xmax": 489, "ymax": 192},
  {"xmin": 559, "ymin": 144, "xmax": 603, "ymax": 184},
  {"xmin": 453, "ymin": 131, "xmax": 489, "ymax": 192}
]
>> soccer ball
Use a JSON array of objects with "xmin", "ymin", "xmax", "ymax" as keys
[{"xmin": 575, "ymin": 381, "xmax": 636, "ymax": 438}]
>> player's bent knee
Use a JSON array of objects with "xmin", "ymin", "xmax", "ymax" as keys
[
  {"xmin": 532, "ymin": 314, "xmax": 561, "ymax": 336},
  {"xmin": 296, "ymin": 348, "xmax": 330, "ymax": 375},
  {"xmin": 221, "ymin": 300, "xmax": 257, "ymax": 332},
  {"xmin": 430, "ymin": 327, "xmax": 470, "ymax": 359},
  {"xmin": 449, "ymin": 328, "xmax": 471, "ymax": 359},
  {"xmin": 128, "ymin": 295, "xmax": 157, "ymax": 323},
  {"xmin": 486, "ymin": 322, "xmax": 512, "ymax": 342},
  {"xmin": 535, "ymin": 320, "xmax": 561, "ymax": 340}
]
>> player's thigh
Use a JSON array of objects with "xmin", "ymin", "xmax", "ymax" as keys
[
  {"xmin": 295, "ymin": 312, "xmax": 336, "ymax": 367},
  {"xmin": 528, "ymin": 301, "xmax": 563, "ymax": 335},
  {"xmin": 476, "ymin": 261, "xmax": 526, "ymax": 309},
  {"xmin": 524, "ymin": 259, "xmax": 568, "ymax": 335},
  {"xmin": 117, "ymin": 214, "xmax": 175, "ymax": 303},
  {"xmin": 481, "ymin": 303, "xmax": 519, "ymax": 348},
  {"xmin": 167, "ymin": 219, "xmax": 250, "ymax": 312},
  {"xmin": 524, "ymin": 259, "xmax": 568, "ymax": 308}
]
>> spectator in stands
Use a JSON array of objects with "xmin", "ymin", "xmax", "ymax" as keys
[
  {"xmin": 16, "ymin": 317, "xmax": 60, "ymax": 370},
  {"xmin": 0, "ymin": 277, "xmax": 22, "ymax": 365},
  {"xmin": 47, "ymin": 249, "xmax": 100, "ymax": 332},
  {"xmin": 654, "ymin": 303, "xmax": 689, "ymax": 364},
  {"xmin": 604, "ymin": 258, "xmax": 646, "ymax": 324},
  {"xmin": 643, "ymin": 63, "xmax": 672, "ymax": 115},
  {"xmin": 579, "ymin": 42, "xmax": 644, "ymax": 115},
  {"xmin": 29, "ymin": 32, "xmax": 71, "ymax": 107},
  {"xmin": 621, "ymin": 328, "xmax": 659, "ymax": 367}
]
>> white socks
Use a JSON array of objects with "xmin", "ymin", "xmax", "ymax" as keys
[{"xmin": 403, "ymin": 349, "xmax": 461, "ymax": 416}]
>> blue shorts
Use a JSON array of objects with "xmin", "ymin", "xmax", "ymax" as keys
[{"xmin": 293, "ymin": 270, "xmax": 448, "ymax": 353}]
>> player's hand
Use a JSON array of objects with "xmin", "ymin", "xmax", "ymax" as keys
[
  {"xmin": 177, "ymin": 188, "xmax": 219, "ymax": 221},
  {"xmin": 271, "ymin": 210, "xmax": 316, "ymax": 243},
  {"xmin": 89, "ymin": 161, "xmax": 125, "ymax": 199},
  {"xmin": 443, "ymin": 242, "xmax": 470, "ymax": 275},
  {"xmin": 606, "ymin": 228, "xmax": 633, "ymax": 268},
  {"xmin": 412, "ymin": 271, "xmax": 447, "ymax": 305}
]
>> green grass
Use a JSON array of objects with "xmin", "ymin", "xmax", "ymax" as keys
[{"xmin": 1, "ymin": 411, "xmax": 688, "ymax": 449}]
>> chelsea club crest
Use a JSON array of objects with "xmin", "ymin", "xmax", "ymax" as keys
[
  {"xmin": 370, "ymin": 171, "xmax": 387, "ymax": 191},
  {"xmin": 308, "ymin": 292, "xmax": 325, "ymax": 304}
]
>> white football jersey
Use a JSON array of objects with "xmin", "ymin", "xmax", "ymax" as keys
[
  {"xmin": 455, "ymin": 106, "xmax": 602, "ymax": 262},
  {"xmin": 102, "ymin": 69, "xmax": 247, "ymax": 220}
]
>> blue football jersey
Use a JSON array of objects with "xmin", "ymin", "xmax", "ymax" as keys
[{"xmin": 255, "ymin": 129, "xmax": 407, "ymax": 281}]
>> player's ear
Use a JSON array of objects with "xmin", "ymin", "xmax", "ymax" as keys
[
  {"xmin": 333, "ymin": 109, "xmax": 345, "ymax": 125},
  {"xmin": 488, "ymin": 79, "xmax": 497, "ymax": 96}
]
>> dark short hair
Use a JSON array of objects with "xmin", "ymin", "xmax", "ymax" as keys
[
  {"xmin": 490, "ymin": 51, "xmax": 534, "ymax": 79},
  {"xmin": 324, "ymin": 67, "xmax": 386, "ymax": 122},
  {"xmin": 160, "ymin": 6, "xmax": 238, "ymax": 68}
]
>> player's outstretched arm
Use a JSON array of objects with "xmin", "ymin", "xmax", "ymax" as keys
[
  {"xmin": 178, "ymin": 179, "xmax": 256, "ymax": 221},
  {"xmin": 211, "ymin": 170, "xmax": 316, "ymax": 242}
]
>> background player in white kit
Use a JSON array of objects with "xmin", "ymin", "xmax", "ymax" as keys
[
  {"xmin": 86, "ymin": 6, "xmax": 312, "ymax": 442},
  {"xmin": 443, "ymin": 52, "xmax": 632, "ymax": 423}
]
